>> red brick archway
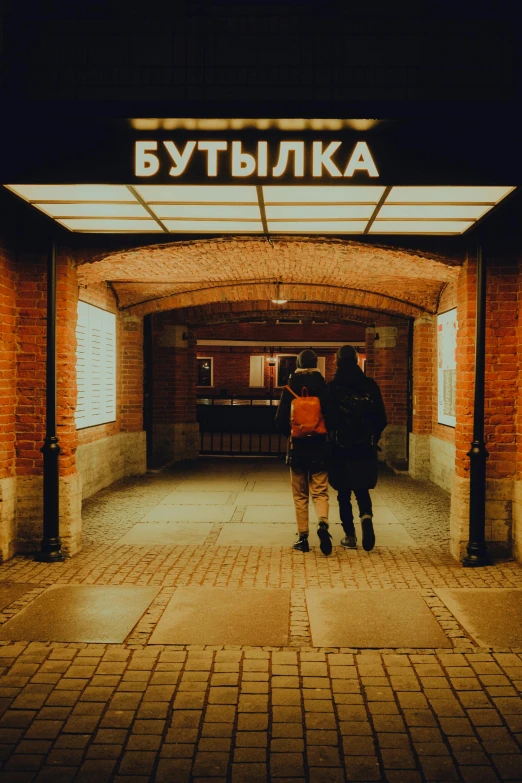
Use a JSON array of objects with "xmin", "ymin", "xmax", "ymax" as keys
[{"xmin": 77, "ymin": 236, "xmax": 461, "ymax": 318}]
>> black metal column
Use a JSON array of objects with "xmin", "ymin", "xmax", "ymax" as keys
[
  {"xmin": 35, "ymin": 242, "xmax": 65, "ymax": 562},
  {"xmin": 463, "ymin": 244, "xmax": 490, "ymax": 567}
]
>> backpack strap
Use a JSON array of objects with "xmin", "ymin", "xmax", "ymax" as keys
[{"xmin": 284, "ymin": 384, "xmax": 299, "ymax": 398}]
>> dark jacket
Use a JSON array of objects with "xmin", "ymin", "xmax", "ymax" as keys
[
  {"xmin": 275, "ymin": 368, "xmax": 329, "ymax": 471},
  {"xmin": 324, "ymin": 362, "xmax": 387, "ymax": 491}
]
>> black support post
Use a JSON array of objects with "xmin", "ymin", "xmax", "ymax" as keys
[
  {"xmin": 463, "ymin": 243, "xmax": 490, "ymax": 567},
  {"xmin": 35, "ymin": 242, "xmax": 65, "ymax": 562}
]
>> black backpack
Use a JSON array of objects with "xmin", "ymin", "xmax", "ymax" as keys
[{"xmin": 334, "ymin": 389, "xmax": 376, "ymax": 450}]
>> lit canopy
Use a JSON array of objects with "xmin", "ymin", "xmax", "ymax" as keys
[{"xmin": 4, "ymin": 184, "xmax": 515, "ymax": 235}]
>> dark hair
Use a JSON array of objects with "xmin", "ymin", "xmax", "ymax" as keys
[
  {"xmin": 297, "ymin": 349, "xmax": 318, "ymax": 369},
  {"xmin": 336, "ymin": 345, "xmax": 358, "ymax": 365}
]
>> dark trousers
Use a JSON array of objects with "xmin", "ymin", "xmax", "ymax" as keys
[{"xmin": 338, "ymin": 489, "xmax": 372, "ymax": 535}]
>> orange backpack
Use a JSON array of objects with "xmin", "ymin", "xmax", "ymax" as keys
[{"xmin": 284, "ymin": 385, "xmax": 327, "ymax": 438}]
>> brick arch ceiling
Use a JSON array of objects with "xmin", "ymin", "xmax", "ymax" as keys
[
  {"xmin": 76, "ymin": 236, "xmax": 460, "ymax": 317},
  {"xmin": 167, "ymin": 300, "xmax": 403, "ymax": 327}
]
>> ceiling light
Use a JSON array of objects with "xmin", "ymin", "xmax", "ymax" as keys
[
  {"xmin": 134, "ymin": 185, "xmax": 258, "ymax": 203},
  {"xmin": 263, "ymin": 186, "xmax": 385, "ymax": 203},
  {"xmin": 369, "ymin": 220, "xmax": 474, "ymax": 234},
  {"xmin": 271, "ymin": 281, "xmax": 288, "ymax": 304},
  {"xmin": 386, "ymin": 186, "xmax": 515, "ymax": 204}
]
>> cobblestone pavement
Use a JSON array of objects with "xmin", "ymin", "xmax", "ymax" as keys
[{"xmin": 0, "ymin": 458, "xmax": 521, "ymax": 782}]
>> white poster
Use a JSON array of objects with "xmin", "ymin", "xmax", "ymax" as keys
[{"xmin": 437, "ymin": 308, "xmax": 457, "ymax": 427}]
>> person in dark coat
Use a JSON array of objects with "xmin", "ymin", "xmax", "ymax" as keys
[
  {"xmin": 325, "ymin": 345, "xmax": 387, "ymax": 551},
  {"xmin": 275, "ymin": 349, "xmax": 332, "ymax": 555}
]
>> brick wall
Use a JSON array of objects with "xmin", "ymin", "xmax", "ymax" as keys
[
  {"xmin": 197, "ymin": 346, "xmax": 341, "ymax": 397},
  {"xmin": 15, "ymin": 254, "xmax": 47, "ymax": 477},
  {"xmin": 0, "ymin": 243, "xmax": 17, "ymax": 481}
]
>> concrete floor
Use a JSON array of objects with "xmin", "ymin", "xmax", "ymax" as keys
[{"xmin": 0, "ymin": 458, "xmax": 521, "ymax": 782}]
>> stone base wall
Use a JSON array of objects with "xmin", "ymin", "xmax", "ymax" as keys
[
  {"xmin": 450, "ymin": 474, "xmax": 513, "ymax": 561},
  {"xmin": 430, "ymin": 436, "xmax": 455, "ymax": 493},
  {"xmin": 512, "ymin": 480, "xmax": 522, "ymax": 564},
  {"xmin": 15, "ymin": 473, "xmax": 82, "ymax": 557},
  {"xmin": 0, "ymin": 476, "xmax": 17, "ymax": 562},
  {"xmin": 409, "ymin": 433, "xmax": 430, "ymax": 479},
  {"xmin": 381, "ymin": 424, "xmax": 407, "ymax": 466},
  {"xmin": 76, "ymin": 431, "xmax": 147, "ymax": 500},
  {"xmin": 152, "ymin": 422, "xmax": 200, "ymax": 466}
]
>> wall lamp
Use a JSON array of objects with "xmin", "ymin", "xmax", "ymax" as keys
[{"xmin": 271, "ymin": 281, "xmax": 288, "ymax": 305}]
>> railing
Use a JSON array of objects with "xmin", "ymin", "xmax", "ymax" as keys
[{"xmin": 197, "ymin": 397, "xmax": 286, "ymax": 456}]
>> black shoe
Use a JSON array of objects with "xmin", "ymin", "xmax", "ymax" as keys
[
  {"xmin": 293, "ymin": 535, "xmax": 309, "ymax": 552},
  {"xmin": 341, "ymin": 534, "xmax": 357, "ymax": 549},
  {"xmin": 317, "ymin": 521, "xmax": 332, "ymax": 556},
  {"xmin": 361, "ymin": 516, "xmax": 375, "ymax": 552}
]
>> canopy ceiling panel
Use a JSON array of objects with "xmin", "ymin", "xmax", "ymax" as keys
[{"xmin": 4, "ymin": 184, "xmax": 515, "ymax": 236}]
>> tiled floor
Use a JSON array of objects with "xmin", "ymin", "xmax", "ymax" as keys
[{"xmin": 0, "ymin": 457, "xmax": 521, "ymax": 782}]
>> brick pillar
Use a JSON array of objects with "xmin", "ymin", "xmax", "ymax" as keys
[
  {"xmin": 0, "ymin": 243, "xmax": 17, "ymax": 561},
  {"xmin": 151, "ymin": 321, "xmax": 199, "ymax": 466},
  {"xmin": 368, "ymin": 324, "xmax": 408, "ymax": 467},
  {"xmin": 16, "ymin": 250, "xmax": 82, "ymax": 556},
  {"xmin": 120, "ymin": 312, "xmax": 147, "ymax": 477},
  {"xmin": 409, "ymin": 315, "xmax": 434, "ymax": 479},
  {"xmin": 451, "ymin": 252, "xmax": 517, "ymax": 561}
]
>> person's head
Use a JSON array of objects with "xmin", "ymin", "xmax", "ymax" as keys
[
  {"xmin": 297, "ymin": 349, "xmax": 318, "ymax": 369},
  {"xmin": 336, "ymin": 344, "xmax": 358, "ymax": 366}
]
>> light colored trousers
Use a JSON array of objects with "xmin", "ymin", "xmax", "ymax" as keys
[{"xmin": 290, "ymin": 468, "xmax": 329, "ymax": 534}]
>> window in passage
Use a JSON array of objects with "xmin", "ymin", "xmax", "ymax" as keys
[
  {"xmin": 277, "ymin": 355, "xmax": 297, "ymax": 387},
  {"xmin": 197, "ymin": 357, "xmax": 214, "ymax": 387},
  {"xmin": 75, "ymin": 301, "xmax": 116, "ymax": 429}
]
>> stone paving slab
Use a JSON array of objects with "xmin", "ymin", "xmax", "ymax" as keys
[
  {"xmin": 149, "ymin": 587, "xmax": 290, "ymax": 645},
  {"xmin": 116, "ymin": 522, "xmax": 214, "ymax": 546},
  {"xmin": 306, "ymin": 588, "xmax": 452, "ymax": 648},
  {"xmin": 141, "ymin": 505, "xmax": 235, "ymax": 523},
  {"xmin": 215, "ymin": 523, "xmax": 299, "ymax": 546},
  {"xmin": 172, "ymin": 480, "xmax": 248, "ymax": 490},
  {"xmin": 354, "ymin": 522, "xmax": 417, "ymax": 547},
  {"xmin": 0, "ymin": 585, "xmax": 159, "ymax": 643},
  {"xmin": 159, "ymin": 491, "xmax": 232, "ymax": 504},
  {"xmin": 435, "ymin": 588, "xmax": 522, "ymax": 648},
  {"xmin": 0, "ymin": 583, "xmax": 34, "ymax": 611},
  {"xmin": 235, "ymin": 491, "xmax": 294, "ymax": 506}
]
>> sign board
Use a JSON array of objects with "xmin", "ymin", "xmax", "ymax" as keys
[{"xmin": 437, "ymin": 308, "xmax": 457, "ymax": 427}]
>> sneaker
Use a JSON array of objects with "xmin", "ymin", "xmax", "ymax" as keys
[
  {"xmin": 341, "ymin": 534, "xmax": 357, "ymax": 549},
  {"xmin": 317, "ymin": 521, "xmax": 332, "ymax": 556},
  {"xmin": 293, "ymin": 535, "xmax": 309, "ymax": 553},
  {"xmin": 361, "ymin": 515, "xmax": 375, "ymax": 552}
]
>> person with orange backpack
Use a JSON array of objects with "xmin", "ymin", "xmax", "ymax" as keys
[{"xmin": 275, "ymin": 349, "xmax": 332, "ymax": 555}]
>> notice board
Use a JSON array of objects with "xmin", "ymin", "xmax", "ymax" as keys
[{"xmin": 437, "ymin": 308, "xmax": 457, "ymax": 427}]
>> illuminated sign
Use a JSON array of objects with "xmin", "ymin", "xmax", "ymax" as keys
[
  {"xmin": 135, "ymin": 140, "xmax": 379, "ymax": 179},
  {"xmin": 437, "ymin": 308, "xmax": 457, "ymax": 427}
]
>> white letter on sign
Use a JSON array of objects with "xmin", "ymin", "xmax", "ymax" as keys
[
  {"xmin": 272, "ymin": 142, "xmax": 305, "ymax": 177},
  {"xmin": 344, "ymin": 141, "xmax": 379, "ymax": 177},
  {"xmin": 163, "ymin": 140, "xmax": 196, "ymax": 177},
  {"xmin": 198, "ymin": 141, "xmax": 228, "ymax": 176},
  {"xmin": 312, "ymin": 141, "xmax": 342, "ymax": 177},
  {"xmin": 135, "ymin": 141, "xmax": 160, "ymax": 177},
  {"xmin": 231, "ymin": 141, "xmax": 256, "ymax": 176},
  {"xmin": 257, "ymin": 141, "xmax": 268, "ymax": 176}
]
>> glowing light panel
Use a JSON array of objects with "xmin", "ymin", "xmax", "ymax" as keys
[
  {"xmin": 163, "ymin": 220, "xmax": 263, "ymax": 232},
  {"xmin": 268, "ymin": 221, "xmax": 367, "ymax": 233},
  {"xmin": 386, "ymin": 186, "xmax": 515, "ymax": 204},
  {"xmin": 369, "ymin": 220, "xmax": 474, "ymax": 234},
  {"xmin": 134, "ymin": 185, "xmax": 258, "ymax": 203},
  {"xmin": 263, "ymin": 186, "xmax": 385, "ymax": 203}
]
